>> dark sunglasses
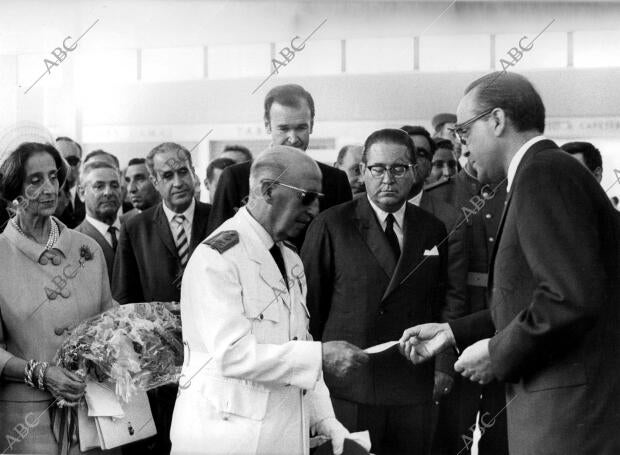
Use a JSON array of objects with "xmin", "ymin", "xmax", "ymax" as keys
[
  {"xmin": 65, "ymin": 156, "xmax": 81, "ymax": 166},
  {"xmin": 271, "ymin": 181, "xmax": 324, "ymax": 205}
]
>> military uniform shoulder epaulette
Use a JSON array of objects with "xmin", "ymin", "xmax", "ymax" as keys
[
  {"xmin": 203, "ymin": 230, "xmax": 239, "ymax": 253},
  {"xmin": 423, "ymin": 177, "xmax": 452, "ymax": 192},
  {"xmin": 282, "ymin": 240, "xmax": 298, "ymax": 253}
]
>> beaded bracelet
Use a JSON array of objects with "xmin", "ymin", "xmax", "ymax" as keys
[
  {"xmin": 24, "ymin": 360, "xmax": 37, "ymax": 388},
  {"xmin": 37, "ymin": 362, "xmax": 49, "ymax": 391}
]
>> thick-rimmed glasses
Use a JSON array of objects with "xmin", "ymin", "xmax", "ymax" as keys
[
  {"xmin": 365, "ymin": 163, "xmax": 415, "ymax": 179},
  {"xmin": 270, "ymin": 181, "xmax": 324, "ymax": 205},
  {"xmin": 451, "ymin": 107, "xmax": 495, "ymax": 145}
]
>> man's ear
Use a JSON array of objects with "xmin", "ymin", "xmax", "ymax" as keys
[
  {"xmin": 594, "ymin": 167, "xmax": 603, "ymax": 183},
  {"xmin": 77, "ymin": 184, "xmax": 86, "ymax": 202},
  {"xmin": 309, "ymin": 119, "xmax": 314, "ymax": 135},
  {"xmin": 260, "ymin": 181, "xmax": 274, "ymax": 203},
  {"xmin": 491, "ymin": 108, "xmax": 507, "ymax": 137},
  {"xmin": 264, "ymin": 117, "xmax": 272, "ymax": 135}
]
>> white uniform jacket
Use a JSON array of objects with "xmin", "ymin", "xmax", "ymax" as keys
[{"xmin": 170, "ymin": 207, "xmax": 335, "ymax": 455}]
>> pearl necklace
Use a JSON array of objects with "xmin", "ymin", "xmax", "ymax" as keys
[{"xmin": 11, "ymin": 217, "xmax": 59, "ymax": 250}]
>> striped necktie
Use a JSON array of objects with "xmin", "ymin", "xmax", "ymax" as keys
[{"xmin": 173, "ymin": 214, "xmax": 189, "ymax": 267}]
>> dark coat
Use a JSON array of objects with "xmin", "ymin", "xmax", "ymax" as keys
[
  {"xmin": 451, "ymin": 140, "xmax": 620, "ymax": 454},
  {"xmin": 111, "ymin": 201, "xmax": 211, "ymax": 303},
  {"xmin": 302, "ymin": 197, "xmax": 448, "ymax": 406}
]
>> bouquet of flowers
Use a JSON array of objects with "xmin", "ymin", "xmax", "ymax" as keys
[{"xmin": 55, "ymin": 302, "xmax": 183, "ymax": 402}]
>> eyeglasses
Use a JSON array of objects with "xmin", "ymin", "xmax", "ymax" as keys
[
  {"xmin": 271, "ymin": 181, "xmax": 324, "ymax": 205},
  {"xmin": 66, "ymin": 156, "xmax": 81, "ymax": 166},
  {"xmin": 451, "ymin": 107, "xmax": 495, "ymax": 145},
  {"xmin": 366, "ymin": 163, "xmax": 415, "ymax": 179}
]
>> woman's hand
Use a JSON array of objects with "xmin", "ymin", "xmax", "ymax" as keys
[{"xmin": 45, "ymin": 366, "xmax": 86, "ymax": 405}]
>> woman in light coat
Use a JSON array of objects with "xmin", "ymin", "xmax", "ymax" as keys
[{"xmin": 0, "ymin": 142, "xmax": 116, "ymax": 454}]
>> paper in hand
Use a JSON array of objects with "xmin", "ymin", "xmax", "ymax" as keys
[{"xmin": 364, "ymin": 341, "xmax": 399, "ymax": 354}]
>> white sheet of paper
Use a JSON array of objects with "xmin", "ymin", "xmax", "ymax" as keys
[
  {"xmin": 364, "ymin": 341, "xmax": 398, "ymax": 354},
  {"xmin": 85, "ymin": 381, "xmax": 124, "ymax": 418}
]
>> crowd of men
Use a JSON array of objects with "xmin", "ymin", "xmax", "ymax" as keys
[{"xmin": 0, "ymin": 75, "xmax": 619, "ymax": 455}]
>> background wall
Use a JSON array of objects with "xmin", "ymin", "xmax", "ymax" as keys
[{"xmin": 1, "ymin": 0, "xmax": 619, "ymax": 199}]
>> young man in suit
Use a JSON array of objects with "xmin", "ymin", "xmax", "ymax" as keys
[
  {"xmin": 75, "ymin": 161, "xmax": 122, "ymax": 282},
  {"xmin": 112, "ymin": 142, "xmax": 211, "ymax": 455},
  {"xmin": 302, "ymin": 129, "xmax": 449, "ymax": 455},
  {"xmin": 207, "ymin": 84, "xmax": 352, "ymax": 246},
  {"xmin": 401, "ymin": 72, "xmax": 620, "ymax": 454}
]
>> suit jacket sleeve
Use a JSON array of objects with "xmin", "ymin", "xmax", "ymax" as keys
[
  {"xmin": 183, "ymin": 245, "xmax": 323, "ymax": 390},
  {"xmin": 206, "ymin": 166, "xmax": 242, "ymax": 236},
  {"xmin": 449, "ymin": 309, "xmax": 495, "ymax": 352},
  {"xmin": 300, "ymin": 216, "xmax": 334, "ymax": 340},
  {"xmin": 112, "ymin": 222, "xmax": 143, "ymax": 304},
  {"xmin": 489, "ymin": 160, "xmax": 607, "ymax": 382}
]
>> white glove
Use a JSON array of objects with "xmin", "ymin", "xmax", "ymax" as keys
[{"xmin": 314, "ymin": 417, "xmax": 350, "ymax": 455}]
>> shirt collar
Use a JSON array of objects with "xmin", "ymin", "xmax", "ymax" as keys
[
  {"xmin": 239, "ymin": 206, "xmax": 275, "ymax": 250},
  {"xmin": 162, "ymin": 198, "xmax": 196, "ymax": 224},
  {"xmin": 85, "ymin": 214, "xmax": 120, "ymax": 237},
  {"xmin": 366, "ymin": 195, "xmax": 406, "ymax": 229},
  {"xmin": 507, "ymin": 135, "xmax": 546, "ymax": 192},
  {"xmin": 408, "ymin": 190, "xmax": 423, "ymax": 207}
]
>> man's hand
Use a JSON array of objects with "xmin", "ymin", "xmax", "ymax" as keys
[
  {"xmin": 314, "ymin": 418, "xmax": 350, "ymax": 455},
  {"xmin": 322, "ymin": 341, "xmax": 369, "ymax": 380},
  {"xmin": 399, "ymin": 322, "xmax": 456, "ymax": 364},
  {"xmin": 454, "ymin": 338, "xmax": 494, "ymax": 385},
  {"xmin": 433, "ymin": 371, "xmax": 454, "ymax": 403}
]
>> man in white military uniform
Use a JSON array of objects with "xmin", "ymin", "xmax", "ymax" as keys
[{"xmin": 171, "ymin": 146, "xmax": 368, "ymax": 455}]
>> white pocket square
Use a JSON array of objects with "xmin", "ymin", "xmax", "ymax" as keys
[{"xmin": 423, "ymin": 246, "xmax": 439, "ymax": 256}]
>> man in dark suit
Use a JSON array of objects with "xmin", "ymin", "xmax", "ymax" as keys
[
  {"xmin": 401, "ymin": 72, "xmax": 620, "ymax": 454},
  {"xmin": 112, "ymin": 142, "xmax": 211, "ymax": 454},
  {"xmin": 75, "ymin": 161, "xmax": 122, "ymax": 282},
  {"xmin": 302, "ymin": 129, "xmax": 449, "ymax": 455},
  {"xmin": 207, "ymin": 84, "xmax": 352, "ymax": 246},
  {"xmin": 55, "ymin": 136, "xmax": 85, "ymax": 228}
]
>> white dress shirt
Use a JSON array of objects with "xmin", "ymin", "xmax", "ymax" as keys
[
  {"xmin": 507, "ymin": 135, "xmax": 546, "ymax": 192},
  {"xmin": 85, "ymin": 215, "xmax": 121, "ymax": 247},
  {"xmin": 367, "ymin": 195, "xmax": 406, "ymax": 250},
  {"xmin": 162, "ymin": 199, "xmax": 196, "ymax": 242}
]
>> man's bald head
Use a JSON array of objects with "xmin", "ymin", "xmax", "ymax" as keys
[
  {"xmin": 248, "ymin": 145, "xmax": 322, "ymax": 242},
  {"xmin": 249, "ymin": 145, "xmax": 321, "ymax": 196}
]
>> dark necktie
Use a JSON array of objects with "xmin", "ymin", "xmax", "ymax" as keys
[
  {"xmin": 108, "ymin": 226, "xmax": 118, "ymax": 251},
  {"xmin": 269, "ymin": 244, "xmax": 288, "ymax": 289},
  {"xmin": 385, "ymin": 213, "xmax": 400, "ymax": 259}
]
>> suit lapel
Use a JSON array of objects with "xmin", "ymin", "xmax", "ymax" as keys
[
  {"xmin": 488, "ymin": 139, "xmax": 558, "ymax": 286},
  {"xmin": 153, "ymin": 204, "xmax": 178, "ymax": 258},
  {"xmin": 383, "ymin": 204, "xmax": 426, "ymax": 300},
  {"xmin": 190, "ymin": 202, "xmax": 209, "ymax": 253},
  {"xmin": 84, "ymin": 220, "xmax": 114, "ymax": 261},
  {"xmin": 354, "ymin": 198, "xmax": 396, "ymax": 279}
]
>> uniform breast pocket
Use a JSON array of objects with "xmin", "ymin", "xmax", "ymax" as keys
[{"xmin": 244, "ymin": 299, "xmax": 285, "ymax": 344}]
